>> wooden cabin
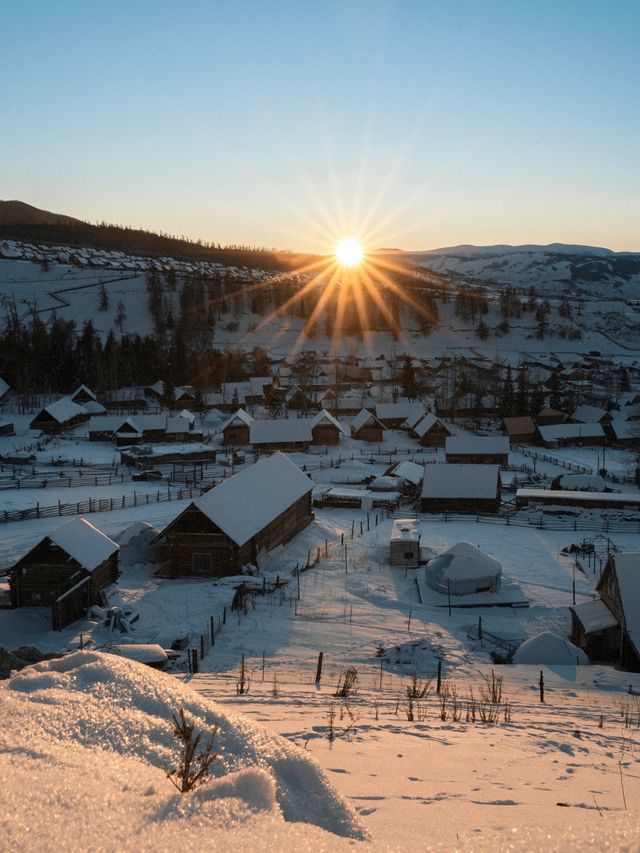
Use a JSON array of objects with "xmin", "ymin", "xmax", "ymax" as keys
[
  {"xmin": 421, "ymin": 464, "xmax": 501, "ymax": 514},
  {"xmin": 30, "ymin": 398, "xmax": 88, "ymax": 434},
  {"xmin": 351, "ymin": 409, "xmax": 385, "ymax": 443},
  {"xmin": 570, "ymin": 551, "xmax": 640, "ymax": 670},
  {"xmin": 502, "ymin": 415, "xmax": 537, "ymax": 444},
  {"xmin": 9, "ymin": 517, "xmax": 119, "ymax": 630},
  {"xmin": 156, "ymin": 452, "xmax": 313, "ymax": 577},
  {"xmin": 374, "ymin": 401, "xmax": 426, "ymax": 429},
  {"xmin": 249, "ymin": 410, "xmax": 343, "ymax": 451},
  {"xmin": 412, "ymin": 413, "xmax": 452, "ymax": 447},
  {"xmin": 221, "ymin": 409, "xmax": 253, "ymax": 446}
]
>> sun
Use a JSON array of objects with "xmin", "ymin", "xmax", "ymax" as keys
[{"xmin": 334, "ymin": 237, "xmax": 364, "ymax": 267}]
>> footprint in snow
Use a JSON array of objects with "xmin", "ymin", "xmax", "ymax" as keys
[
  {"xmin": 328, "ymin": 767, "xmax": 348, "ymax": 774},
  {"xmin": 358, "ymin": 807, "xmax": 377, "ymax": 816}
]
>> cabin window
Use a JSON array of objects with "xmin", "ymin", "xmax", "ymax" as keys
[
  {"xmin": 192, "ymin": 553, "xmax": 212, "ymax": 574},
  {"xmin": 404, "ymin": 551, "xmax": 414, "ymax": 559}
]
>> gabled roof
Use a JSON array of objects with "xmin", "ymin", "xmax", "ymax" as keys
[
  {"xmin": 387, "ymin": 459, "xmax": 425, "ymax": 486},
  {"xmin": 0, "ymin": 377, "xmax": 9, "ymax": 398},
  {"xmin": 221, "ymin": 409, "xmax": 253, "ymax": 432},
  {"xmin": 609, "ymin": 419, "xmax": 640, "ymax": 441},
  {"xmin": 445, "ymin": 435, "xmax": 510, "ymax": 455},
  {"xmin": 70, "ymin": 384, "xmax": 97, "ymax": 402},
  {"xmin": 375, "ymin": 401, "xmax": 425, "ymax": 424},
  {"xmin": 185, "ymin": 452, "xmax": 312, "ymax": 547},
  {"xmin": 34, "ymin": 397, "xmax": 86, "ymax": 425},
  {"xmin": 250, "ymin": 418, "xmax": 313, "ymax": 444},
  {"xmin": 538, "ymin": 423, "xmax": 604, "ymax": 442},
  {"xmin": 351, "ymin": 409, "xmax": 384, "ymax": 432},
  {"xmin": 413, "ymin": 413, "xmax": 450, "ymax": 439},
  {"xmin": 612, "ymin": 552, "xmax": 640, "ymax": 636},
  {"xmin": 311, "ymin": 408, "xmax": 345, "ymax": 433},
  {"xmin": 422, "ymin": 464, "xmax": 500, "ymax": 499},
  {"xmin": 46, "ymin": 517, "xmax": 119, "ymax": 572},
  {"xmin": 572, "ymin": 404, "xmax": 606, "ymax": 423},
  {"xmin": 502, "ymin": 415, "xmax": 536, "ymax": 436}
]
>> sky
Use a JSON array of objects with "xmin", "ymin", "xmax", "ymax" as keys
[{"xmin": 2, "ymin": 1, "xmax": 639, "ymax": 253}]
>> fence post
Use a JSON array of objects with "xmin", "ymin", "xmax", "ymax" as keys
[
  {"xmin": 539, "ymin": 670, "xmax": 545, "ymax": 703},
  {"xmin": 436, "ymin": 659, "xmax": 442, "ymax": 693},
  {"xmin": 315, "ymin": 651, "xmax": 324, "ymax": 685}
]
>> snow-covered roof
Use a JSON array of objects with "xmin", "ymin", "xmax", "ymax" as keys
[
  {"xmin": 166, "ymin": 416, "xmax": 192, "ymax": 435},
  {"xmin": 413, "ymin": 413, "xmax": 448, "ymax": 438},
  {"xmin": 351, "ymin": 409, "xmax": 382, "ymax": 432},
  {"xmin": 572, "ymin": 404, "xmax": 606, "ymax": 423},
  {"xmin": 375, "ymin": 401, "xmax": 425, "ymax": 424},
  {"xmin": 311, "ymin": 408, "xmax": 345, "ymax": 433},
  {"xmin": 391, "ymin": 519, "xmax": 421, "ymax": 542},
  {"xmin": 445, "ymin": 435, "xmax": 510, "ymax": 456},
  {"xmin": 570, "ymin": 599, "xmax": 618, "ymax": 634},
  {"xmin": 538, "ymin": 423, "xmax": 605, "ymax": 442},
  {"xmin": 221, "ymin": 409, "xmax": 254, "ymax": 432},
  {"xmin": 82, "ymin": 400, "xmax": 107, "ymax": 415},
  {"xmin": 613, "ymin": 552, "xmax": 640, "ymax": 635},
  {"xmin": 609, "ymin": 419, "xmax": 640, "ymax": 440},
  {"xmin": 516, "ymin": 488, "xmax": 640, "ymax": 506},
  {"xmin": 36, "ymin": 397, "xmax": 86, "ymax": 425},
  {"xmin": 512, "ymin": 631, "xmax": 589, "ymax": 666},
  {"xmin": 422, "ymin": 464, "xmax": 500, "ymax": 499},
  {"xmin": 250, "ymin": 418, "xmax": 314, "ymax": 444},
  {"xmin": 387, "ymin": 459, "xmax": 425, "ymax": 486},
  {"xmin": 88, "ymin": 415, "xmax": 122, "ymax": 433},
  {"xmin": 70, "ymin": 384, "xmax": 97, "ymax": 402},
  {"xmin": 190, "ymin": 452, "xmax": 312, "ymax": 546},
  {"xmin": 47, "ymin": 517, "xmax": 119, "ymax": 572}
]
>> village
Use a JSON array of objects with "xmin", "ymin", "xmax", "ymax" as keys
[{"xmin": 1, "ymin": 338, "xmax": 640, "ymax": 675}]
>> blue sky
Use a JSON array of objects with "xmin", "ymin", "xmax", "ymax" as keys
[{"xmin": 2, "ymin": 1, "xmax": 639, "ymax": 251}]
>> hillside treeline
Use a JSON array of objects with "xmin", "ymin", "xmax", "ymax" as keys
[{"xmin": 0, "ymin": 221, "xmax": 316, "ymax": 272}]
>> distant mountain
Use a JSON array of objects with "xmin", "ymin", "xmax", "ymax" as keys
[
  {"xmin": 396, "ymin": 243, "xmax": 640, "ymax": 291},
  {"xmin": 0, "ymin": 200, "xmax": 85, "ymax": 227}
]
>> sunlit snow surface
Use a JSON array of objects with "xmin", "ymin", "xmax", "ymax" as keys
[{"xmin": 0, "ymin": 651, "xmax": 367, "ymax": 850}]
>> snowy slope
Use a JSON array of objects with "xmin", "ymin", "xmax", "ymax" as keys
[
  {"xmin": 0, "ymin": 651, "xmax": 367, "ymax": 850},
  {"xmin": 403, "ymin": 244, "xmax": 640, "ymax": 295}
]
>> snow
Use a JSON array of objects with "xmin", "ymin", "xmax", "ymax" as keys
[
  {"xmin": 35, "ymin": 396, "xmax": 86, "ymax": 425},
  {"xmin": 570, "ymin": 599, "xmax": 617, "ymax": 633},
  {"xmin": 512, "ymin": 631, "xmax": 589, "ymax": 665},
  {"xmin": 613, "ymin": 551, "xmax": 640, "ymax": 635},
  {"xmin": 180, "ymin": 452, "xmax": 312, "ymax": 547},
  {"xmin": 46, "ymin": 516, "xmax": 119, "ymax": 571},
  {"xmin": 425, "ymin": 541, "xmax": 502, "ymax": 595},
  {"xmin": 0, "ymin": 652, "xmax": 366, "ymax": 849},
  {"xmin": 421, "ymin": 463, "xmax": 500, "ymax": 500},
  {"xmin": 445, "ymin": 435, "xmax": 510, "ymax": 456},
  {"xmin": 538, "ymin": 423, "xmax": 605, "ymax": 442}
]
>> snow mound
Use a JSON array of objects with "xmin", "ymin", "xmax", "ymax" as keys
[
  {"xmin": 0, "ymin": 652, "xmax": 367, "ymax": 849},
  {"xmin": 115, "ymin": 521, "xmax": 162, "ymax": 566},
  {"xmin": 512, "ymin": 632, "xmax": 589, "ymax": 666}
]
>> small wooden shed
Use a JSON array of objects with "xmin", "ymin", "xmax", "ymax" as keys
[
  {"xmin": 9, "ymin": 517, "xmax": 119, "ymax": 630},
  {"xmin": 390, "ymin": 519, "xmax": 421, "ymax": 566}
]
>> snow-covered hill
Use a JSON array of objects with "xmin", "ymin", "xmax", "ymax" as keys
[{"xmin": 404, "ymin": 244, "xmax": 640, "ymax": 296}]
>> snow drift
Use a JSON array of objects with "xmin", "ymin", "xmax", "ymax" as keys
[{"xmin": 0, "ymin": 651, "xmax": 367, "ymax": 850}]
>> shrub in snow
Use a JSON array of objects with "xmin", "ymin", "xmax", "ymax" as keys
[{"xmin": 165, "ymin": 707, "xmax": 219, "ymax": 793}]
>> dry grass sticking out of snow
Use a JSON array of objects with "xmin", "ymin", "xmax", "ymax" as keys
[{"xmin": 0, "ymin": 651, "xmax": 368, "ymax": 851}]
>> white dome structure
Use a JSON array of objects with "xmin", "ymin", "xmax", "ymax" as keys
[
  {"xmin": 512, "ymin": 631, "xmax": 589, "ymax": 666},
  {"xmin": 425, "ymin": 541, "xmax": 502, "ymax": 596}
]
